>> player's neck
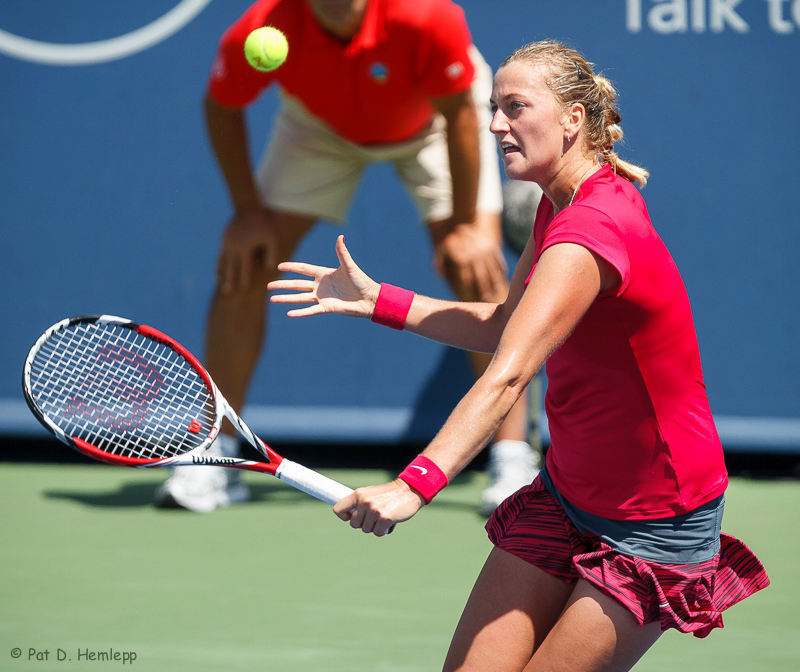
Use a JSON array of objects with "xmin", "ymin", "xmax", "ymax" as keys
[
  {"xmin": 307, "ymin": 0, "xmax": 369, "ymax": 41},
  {"xmin": 547, "ymin": 158, "xmax": 601, "ymax": 215}
]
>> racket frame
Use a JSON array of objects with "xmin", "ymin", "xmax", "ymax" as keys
[{"xmin": 22, "ymin": 315, "xmax": 353, "ymax": 505}]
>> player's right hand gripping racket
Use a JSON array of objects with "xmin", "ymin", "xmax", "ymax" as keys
[{"xmin": 22, "ymin": 315, "xmax": 354, "ymax": 506}]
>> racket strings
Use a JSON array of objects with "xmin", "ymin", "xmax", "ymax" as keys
[{"xmin": 28, "ymin": 322, "xmax": 217, "ymax": 459}]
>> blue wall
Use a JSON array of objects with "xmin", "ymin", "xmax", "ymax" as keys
[{"xmin": 2, "ymin": 1, "xmax": 798, "ymax": 449}]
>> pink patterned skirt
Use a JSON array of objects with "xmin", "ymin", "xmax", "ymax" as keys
[{"xmin": 485, "ymin": 478, "xmax": 770, "ymax": 638}]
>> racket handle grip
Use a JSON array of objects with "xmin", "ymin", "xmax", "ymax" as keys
[{"xmin": 276, "ymin": 460, "xmax": 354, "ymax": 506}]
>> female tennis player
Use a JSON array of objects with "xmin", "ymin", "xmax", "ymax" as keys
[{"xmin": 268, "ymin": 40, "xmax": 769, "ymax": 672}]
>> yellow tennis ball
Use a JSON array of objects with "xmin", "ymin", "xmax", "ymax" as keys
[{"xmin": 244, "ymin": 26, "xmax": 288, "ymax": 72}]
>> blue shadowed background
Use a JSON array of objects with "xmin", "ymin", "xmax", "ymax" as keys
[{"xmin": 1, "ymin": 0, "xmax": 798, "ymax": 449}]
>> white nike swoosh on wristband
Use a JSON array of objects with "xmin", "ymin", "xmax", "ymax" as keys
[{"xmin": 410, "ymin": 466, "xmax": 428, "ymax": 475}]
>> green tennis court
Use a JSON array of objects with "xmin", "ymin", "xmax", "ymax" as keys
[{"xmin": 1, "ymin": 462, "xmax": 798, "ymax": 671}]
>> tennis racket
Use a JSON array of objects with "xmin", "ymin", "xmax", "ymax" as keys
[{"xmin": 22, "ymin": 315, "xmax": 354, "ymax": 506}]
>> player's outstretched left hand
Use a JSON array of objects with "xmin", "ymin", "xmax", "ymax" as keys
[
  {"xmin": 268, "ymin": 235, "xmax": 379, "ymax": 318},
  {"xmin": 333, "ymin": 480, "xmax": 425, "ymax": 537}
]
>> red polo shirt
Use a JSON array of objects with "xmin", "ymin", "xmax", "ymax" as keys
[
  {"xmin": 208, "ymin": 0, "xmax": 476, "ymax": 144},
  {"xmin": 526, "ymin": 165, "xmax": 728, "ymax": 520}
]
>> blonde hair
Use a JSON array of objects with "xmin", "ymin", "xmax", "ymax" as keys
[{"xmin": 501, "ymin": 40, "xmax": 649, "ymax": 186}]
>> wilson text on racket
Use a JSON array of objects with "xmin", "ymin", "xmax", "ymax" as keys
[
  {"xmin": 18, "ymin": 648, "xmax": 137, "ymax": 664},
  {"xmin": 191, "ymin": 455, "xmax": 235, "ymax": 465}
]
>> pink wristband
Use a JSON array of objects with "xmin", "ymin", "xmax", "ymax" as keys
[
  {"xmin": 371, "ymin": 283, "xmax": 414, "ymax": 331},
  {"xmin": 398, "ymin": 455, "xmax": 449, "ymax": 504}
]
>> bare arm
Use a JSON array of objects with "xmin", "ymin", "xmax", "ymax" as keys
[
  {"xmin": 402, "ymin": 224, "xmax": 540, "ymax": 351},
  {"xmin": 421, "ymin": 242, "xmax": 616, "ymax": 475},
  {"xmin": 269, "ymin": 236, "xmax": 511, "ymax": 352},
  {"xmin": 429, "ymin": 89, "xmax": 480, "ymax": 225},
  {"xmin": 268, "ymin": 234, "xmax": 621, "ymax": 535},
  {"xmin": 204, "ymin": 94, "xmax": 284, "ymax": 291},
  {"xmin": 269, "ymin": 226, "xmax": 540, "ymax": 353},
  {"xmin": 334, "ymin": 242, "xmax": 621, "ymax": 535},
  {"xmin": 204, "ymin": 94, "xmax": 261, "ymax": 213}
]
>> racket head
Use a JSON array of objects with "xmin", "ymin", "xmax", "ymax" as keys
[{"xmin": 23, "ymin": 315, "xmax": 223, "ymax": 467}]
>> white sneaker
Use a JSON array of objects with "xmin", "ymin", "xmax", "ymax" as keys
[
  {"xmin": 479, "ymin": 440, "xmax": 542, "ymax": 517},
  {"xmin": 154, "ymin": 435, "xmax": 251, "ymax": 513}
]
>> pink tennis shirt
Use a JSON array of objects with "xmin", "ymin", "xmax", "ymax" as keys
[
  {"xmin": 528, "ymin": 165, "xmax": 728, "ymax": 520},
  {"xmin": 207, "ymin": 0, "xmax": 476, "ymax": 145}
]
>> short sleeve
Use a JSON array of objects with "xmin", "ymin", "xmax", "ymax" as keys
[
  {"xmin": 415, "ymin": 1, "xmax": 475, "ymax": 97},
  {"xmin": 207, "ymin": 2, "xmax": 278, "ymax": 108},
  {"xmin": 540, "ymin": 205, "xmax": 631, "ymax": 296}
]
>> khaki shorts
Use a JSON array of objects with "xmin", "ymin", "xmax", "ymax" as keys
[{"xmin": 255, "ymin": 47, "xmax": 502, "ymax": 224}]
